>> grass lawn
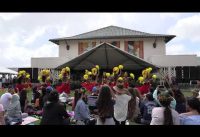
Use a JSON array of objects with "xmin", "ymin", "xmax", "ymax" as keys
[{"xmin": 0, "ymin": 88, "xmax": 195, "ymax": 125}]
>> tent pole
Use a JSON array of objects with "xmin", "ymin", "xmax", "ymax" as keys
[{"xmin": 105, "ymin": 44, "xmax": 109, "ymax": 70}]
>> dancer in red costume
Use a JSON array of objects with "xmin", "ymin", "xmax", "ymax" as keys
[
  {"xmin": 57, "ymin": 67, "xmax": 71, "ymax": 94},
  {"xmin": 16, "ymin": 70, "xmax": 31, "ymax": 92},
  {"xmin": 81, "ymin": 66, "xmax": 99, "ymax": 93}
]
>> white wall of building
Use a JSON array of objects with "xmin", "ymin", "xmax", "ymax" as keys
[
  {"xmin": 58, "ymin": 38, "xmax": 166, "ymax": 61},
  {"xmin": 31, "ymin": 57, "xmax": 69, "ymax": 68},
  {"xmin": 149, "ymin": 55, "xmax": 198, "ymax": 67},
  {"xmin": 143, "ymin": 38, "xmax": 165, "ymax": 61},
  {"xmin": 59, "ymin": 40, "xmax": 78, "ymax": 60}
]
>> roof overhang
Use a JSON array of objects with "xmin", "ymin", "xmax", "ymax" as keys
[{"xmin": 49, "ymin": 35, "xmax": 175, "ymax": 45}]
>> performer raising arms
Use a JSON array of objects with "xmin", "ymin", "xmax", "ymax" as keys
[
  {"xmin": 16, "ymin": 70, "xmax": 31, "ymax": 93},
  {"xmin": 81, "ymin": 65, "xmax": 99, "ymax": 93},
  {"xmin": 56, "ymin": 67, "xmax": 71, "ymax": 95}
]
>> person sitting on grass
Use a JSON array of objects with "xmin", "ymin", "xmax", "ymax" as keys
[
  {"xmin": 0, "ymin": 103, "xmax": 5, "ymax": 125},
  {"xmin": 40, "ymin": 91, "xmax": 70, "ymax": 125},
  {"xmin": 5, "ymin": 94, "xmax": 22, "ymax": 125},
  {"xmin": 87, "ymin": 86, "xmax": 99, "ymax": 114},
  {"xmin": 0, "ymin": 85, "xmax": 14, "ymax": 112},
  {"xmin": 150, "ymin": 92, "xmax": 180, "ymax": 125},
  {"xmin": 179, "ymin": 97, "xmax": 200, "ymax": 125},
  {"xmin": 74, "ymin": 88, "xmax": 90, "ymax": 125}
]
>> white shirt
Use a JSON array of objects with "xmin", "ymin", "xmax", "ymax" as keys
[
  {"xmin": 0, "ymin": 92, "xmax": 12, "ymax": 111},
  {"xmin": 114, "ymin": 94, "xmax": 131, "ymax": 122},
  {"xmin": 0, "ymin": 104, "xmax": 4, "ymax": 112},
  {"xmin": 150, "ymin": 107, "xmax": 180, "ymax": 125}
]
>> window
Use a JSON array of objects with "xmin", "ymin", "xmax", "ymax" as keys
[
  {"xmin": 78, "ymin": 41, "xmax": 96, "ymax": 55},
  {"xmin": 84, "ymin": 42, "xmax": 94, "ymax": 52},
  {"xmin": 128, "ymin": 41, "xmax": 140, "ymax": 57},
  {"xmin": 109, "ymin": 41, "xmax": 120, "ymax": 48},
  {"xmin": 125, "ymin": 41, "xmax": 143, "ymax": 58}
]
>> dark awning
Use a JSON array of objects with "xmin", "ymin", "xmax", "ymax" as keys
[{"xmin": 56, "ymin": 43, "xmax": 159, "ymax": 71}]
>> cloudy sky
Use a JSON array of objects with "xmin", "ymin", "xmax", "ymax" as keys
[{"xmin": 0, "ymin": 13, "xmax": 200, "ymax": 68}]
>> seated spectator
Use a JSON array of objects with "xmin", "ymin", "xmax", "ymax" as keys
[
  {"xmin": 140, "ymin": 93, "xmax": 156, "ymax": 125},
  {"xmin": 179, "ymin": 97, "xmax": 200, "ymax": 125},
  {"xmin": 87, "ymin": 86, "xmax": 99, "ymax": 114},
  {"xmin": 150, "ymin": 92, "xmax": 180, "ymax": 125},
  {"xmin": 40, "ymin": 91, "xmax": 70, "ymax": 125},
  {"xmin": 74, "ymin": 88, "xmax": 90, "ymax": 125},
  {"xmin": 39, "ymin": 87, "xmax": 47, "ymax": 109},
  {"xmin": 59, "ymin": 92, "xmax": 68, "ymax": 110},
  {"xmin": 5, "ymin": 94, "xmax": 22, "ymax": 125},
  {"xmin": 0, "ymin": 104, "xmax": 5, "ymax": 125},
  {"xmin": 0, "ymin": 86, "xmax": 14, "ymax": 111}
]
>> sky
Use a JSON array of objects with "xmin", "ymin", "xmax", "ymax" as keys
[{"xmin": 0, "ymin": 13, "xmax": 200, "ymax": 68}]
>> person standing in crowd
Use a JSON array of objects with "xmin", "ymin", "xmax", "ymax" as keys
[
  {"xmin": 0, "ymin": 103, "xmax": 5, "ymax": 125},
  {"xmin": 74, "ymin": 88, "xmax": 90, "ymax": 125},
  {"xmin": 140, "ymin": 93, "xmax": 157, "ymax": 125},
  {"xmin": 0, "ymin": 86, "xmax": 14, "ymax": 112},
  {"xmin": 172, "ymin": 86, "xmax": 186, "ymax": 114},
  {"xmin": 5, "ymin": 94, "xmax": 22, "ymax": 125},
  {"xmin": 150, "ymin": 92, "xmax": 180, "ymax": 125},
  {"xmin": 127, "ymin": 87, "xmax": 140, "ymax": 122},
  {"xmin": 19, "ymin": 89, "xmax": 28, "ymax": 113},
  {"xmin": 96, "ymin": 85, "xmax": 115, "ymax": 125},
  {"xmin": 40, "ymin": 91, "xmax": 70, "ymax": 125},
  {"xmin": 113, "ymin": 77, "xmax": 131, "ymax": 125},
  {"xmin": 153, "ymin": 86, "xmax": 176, "ymax": 109},
  {"xmin": 179, "ymin": 97, "xmax": 200, "ymax": 125},
  {"xmin": 39, "ymin": 87, "xmax": 47, "ymax": 109}
]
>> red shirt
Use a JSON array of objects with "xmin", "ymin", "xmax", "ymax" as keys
[
  {"xmin": 16, "ymin": 84, "xmax": 25, "ymax": 92},
  {"xmin": 124, "ymin": 82, "xmax": 129, "ymax": 89},
  {"xmin": 56, "ymin": 82, "xmax": 70, "ymax": 94},
  {"xmin": 81, "ymin": 82, "xmax": 96, "ymax": 92},
  {"xmin": 24, "ymin": 82, "xmax": 32, "ymax": 89},
  {"xmin": 136, "ymin": 83, "xmax": 150, "ymax": 95},
  {"xmin": 109, "ymin": 82, "xmax": 116, "ymax": 89}
]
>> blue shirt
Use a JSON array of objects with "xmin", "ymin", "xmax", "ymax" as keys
[
  {"xmin": 74, "ymin": 99, "xmax": 90, "ymax": 121},
  {"xmin": 142, "ymin": 101, "xmax": 157, "ymax": 121},
  {"xmin": 180, "ymin": 115, "xmax": 200, "ymax": 125}
]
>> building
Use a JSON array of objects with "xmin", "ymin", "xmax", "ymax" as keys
[{"xmin": 31, "ymin": 25, "xmax": 200, "ymax": 83}]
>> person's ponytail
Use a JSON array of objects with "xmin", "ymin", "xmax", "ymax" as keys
[{"xmin": 164, "ymin": 106, "xmax": 173, "ymax": 125}]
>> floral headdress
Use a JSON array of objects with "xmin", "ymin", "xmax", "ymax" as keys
[
  {"xmin": 83, "ymin": 65, "xmax": 100, "ymax": 80},
  {"xmin": 59, "ymin": 67, "xmax": 70, "ymax": 81},
  {"xmin": 137, "ymin": 67, "xmax": 157, "ymax": 84},
  {"xmin": 38, "ymin": 69, "xmax": 51, "ymax": 83},
  {"xmin": 18, "ymin": 70, "xmax": 30, "ymax": 82}
]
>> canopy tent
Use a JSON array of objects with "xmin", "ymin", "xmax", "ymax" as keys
[
  {"xmin": 56, "ymin": 42, "xmax": 159, "ymax": 71},
  {"xmin": 0, "ymin": 67, "xmax": 18, "ymax": 75}
]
